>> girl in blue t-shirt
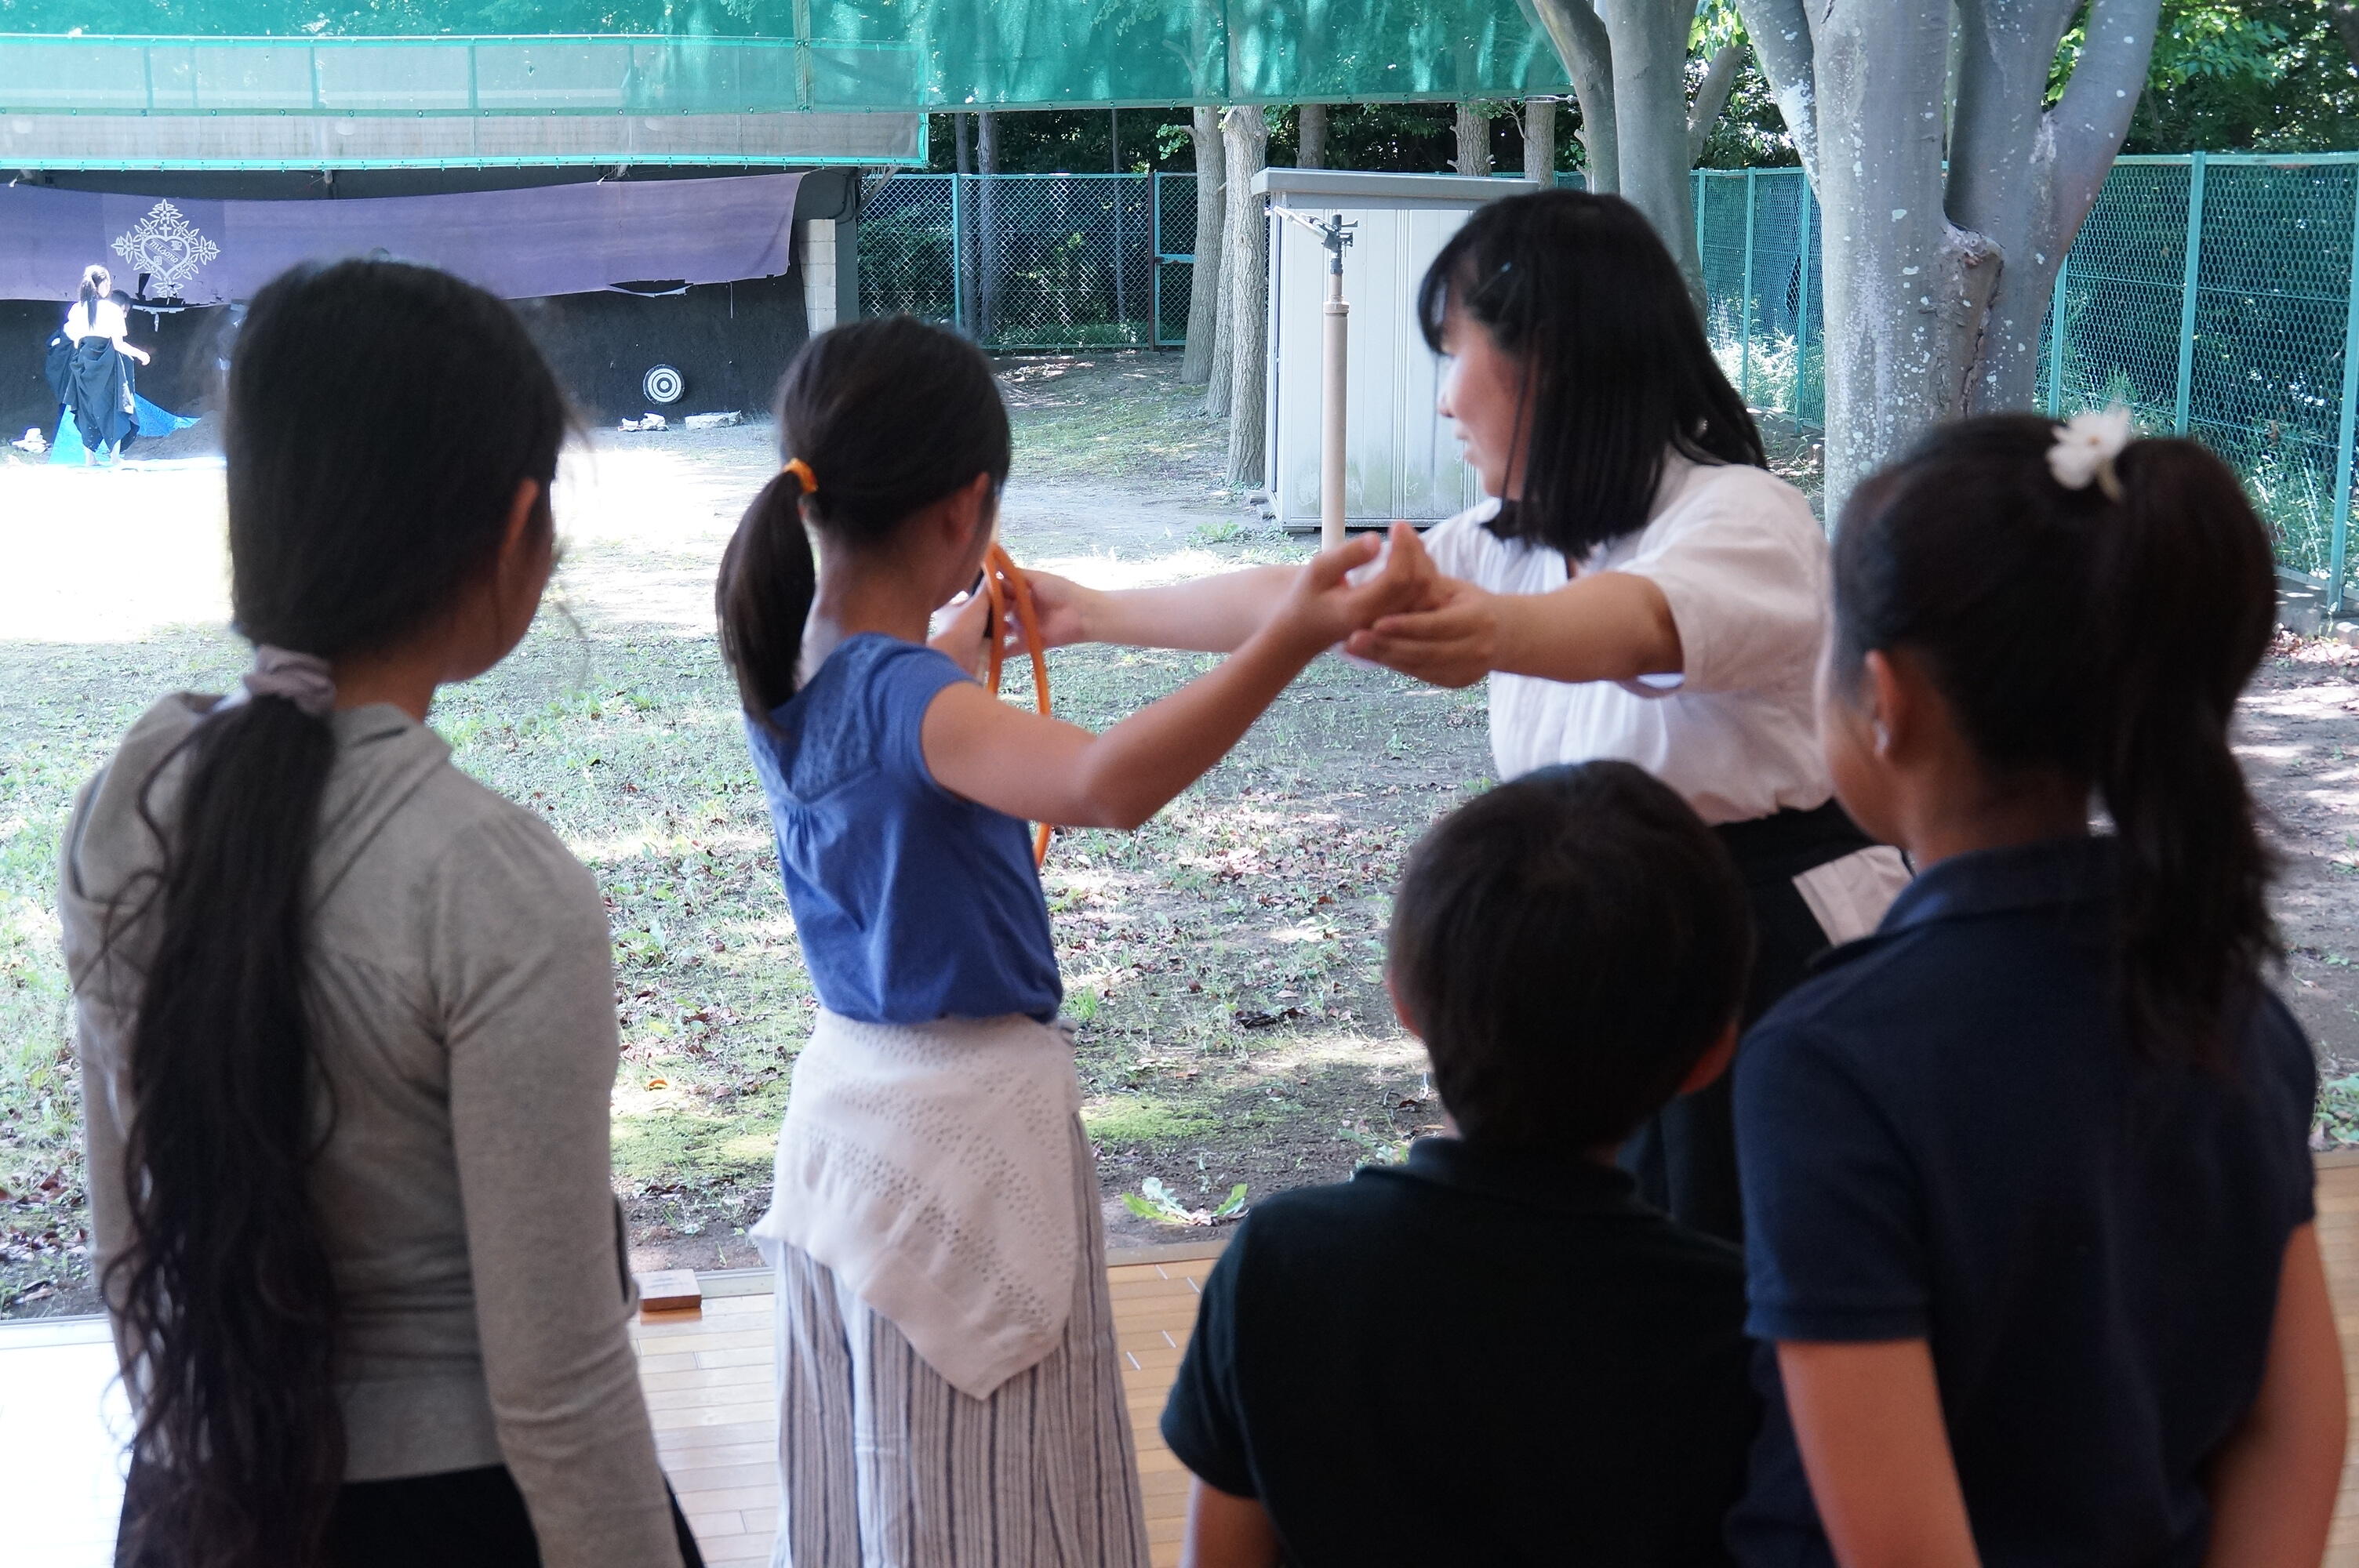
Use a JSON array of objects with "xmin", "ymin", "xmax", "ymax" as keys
[
  {"xmin": 1731, "ymin": 412, "xmax": 2342, "ymax": 1567},
  {"xmin": 714, "ymin": 315, "xmax": 1417, "ymax": 1566}
]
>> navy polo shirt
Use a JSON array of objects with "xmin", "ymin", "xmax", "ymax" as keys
[
  {"xmin": 1161, "ymin": 1138, "xmax": 1758, "ymax": 1566},
  {"xmin": 1730, "ymin": 837, "xmax": 2317, "ymax": 1568}
]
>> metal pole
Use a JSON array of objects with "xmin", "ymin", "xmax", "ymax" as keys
[
  {"xmin": 2173, "ymin": 151, "xmax": 2207, "ymax": 435},
  {"xmin": 1794, "ymin": 175, "xmax": 1813, "ymax": 419},
  {"xmin": 2329, "ymin": 172, "xmax": 2359, "ymax": 618},
  {"xmin": 2047, "ymin": 249, "xmax": 2069, "ymax": 416},
  {"xmin": 1740, "ymin": 168, "xmax": 1757, "ymax": 405},
  {"xmin": 1321, "ymin": 215, "xmax": 1350, "ymax": 550}
]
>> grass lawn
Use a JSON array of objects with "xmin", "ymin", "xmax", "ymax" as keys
[{"xmin": 6, "ymin": 350, "xmax": 2359, "ymax": 1318}]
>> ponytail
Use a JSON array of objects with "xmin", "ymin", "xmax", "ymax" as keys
[
  {"xmin": 117, "ymin": 696, "xmax": 343, "ymax": 1568},
  {"xmin": 1830, "ymin": 414, "xmax": 2277, "ymax": 1069},
  {"xmin": 108, "ymin": 257, "xmax": 567, "ymax": 1568},
  {"xmin": 79, "ymin": 263, "xmax": 107, "ymax": 308},
  {"xmin": 715, "ymin": 315, "xmax": 1010, "ymax": 721},
  {"xmin": 2087, "ymin": 438, "xmax": 2278, "ymax": 1066},
  {"xmin": 717, "ymin": 470, "xmax": 818, "ymax": 719}
]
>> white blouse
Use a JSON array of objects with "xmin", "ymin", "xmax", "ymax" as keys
[
  {"xmin": 1423, "ymin": 454, "xmax": 1835, "ymax": 826},
  {"xmin": 65, "ymin": 299, "xmax": 129, "ymax": 342}
]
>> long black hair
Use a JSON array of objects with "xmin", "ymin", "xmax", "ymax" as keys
[
  {"xmin": 111, "ymin": 258, "xmax": 566, "ymax": 1568},
  {"xmin": 79, "ymin": 263, "xmax": 108, "ymax": 308},
  {"xmin": 1417, "ymin": 189, "xmax": 1765, "ymax": 561},
  {"xmin": 1830, "ymin": 414, "xmax": 2278, "ymax": 1069},
  {"xmin": 716, "ymin": 314, "xmax": 1010, "ymax": 721}
]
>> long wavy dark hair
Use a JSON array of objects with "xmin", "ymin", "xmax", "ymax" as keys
[
  {"xmin": 1417, "ymin": 189, "xmax": 1765, "ymax": 561},
  {"xmin": 1831, "ymin": 414, "xmax": 2278, "ymax": 1068},
  {"xmin": 108, "ymin": 259, "xmax": 566, "ymax": 1568}
]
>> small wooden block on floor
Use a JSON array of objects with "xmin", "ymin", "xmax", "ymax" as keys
[{"xmin": 638, "ymin": 1269, "xmax": 703, "ymax": 1319}]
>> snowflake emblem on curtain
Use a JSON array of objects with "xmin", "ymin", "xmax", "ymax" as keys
[{"xmin": 110, "ymin": 200, "xmax": 220, "ymax": 297}]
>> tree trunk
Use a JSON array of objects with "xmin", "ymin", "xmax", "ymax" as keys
[
  {"xmin": 1736, "ymin": 0, "xmax": 2160, "ymax": 521},
  {"xmin": 1687, "ymin": 43, "xmax": 1743, "ymax": 165},
  {"xmin": 954, "ymin": 111, "xmax": 972, "ymax": 174},
  {"xmin": 1223, "ymin": 106, "xmax": 1271, "ymax": 486},
  {"xmin": 1454, "ymin": 103, "xmax": 1495, "ymax": 177},
  {"xmin": 1528, "ymin": 0, "xmax": 1619, "ymax": 194},
  {"xmin": 1180, "ymin": 106, "xmax": 1227, "ymax": 387},
  {"xmin": 1297, "ymin": 103, "xmax": 1329, "ymax": 169},
  {"xmin": 1523, "ymin": 100, "xmax": 1558, "ymax": 187},
  {"xmin": 2335, "ymin": 3, "xmax": 2359, "ymax": 71},
  {"xmin": 1596, "ymin": 0, "xmax": 1700, "ymax": 297},
  {"xmin": 1205, "ymin": 110, "xmax": 1239, "ymax": 416},
  {"xmin": 976, "ymin": 111, "xmax": 1002, "ymax": 343}
]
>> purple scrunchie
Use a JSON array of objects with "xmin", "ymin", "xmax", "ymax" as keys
[{"xmin": 241, "ymin": 645, "xmax": 336, "ymax": 719}]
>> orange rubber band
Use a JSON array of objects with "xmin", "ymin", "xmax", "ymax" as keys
[
  {"xmin": 783, "ymin": 457, "xmax": 816, "ymax": 495},
  {"xmin": 980, "ymin": 541, "xmax": 1054, "ymax": 868}
]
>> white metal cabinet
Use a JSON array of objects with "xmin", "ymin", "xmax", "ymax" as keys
[{"xmin": 1254, "ymin": 169, "xmax": 1536, "ymax": 527}]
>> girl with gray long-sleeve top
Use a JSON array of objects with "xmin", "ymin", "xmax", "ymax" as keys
[{"xmin": 58, "ymin": 260, "xmax": 698, "ymax": 1568}]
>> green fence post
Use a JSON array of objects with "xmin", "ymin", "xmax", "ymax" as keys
[
  {"xmin": 2331, "ymin": 171, "xmax": 2359, "ymax": 618},
  {"xmin": 1694, "ymin": 169, "xmax": 1706, "ymax": 285},
  {"xmin": 2047, "ymin": 249, "xmax": 2069, "ymax": 416},
  {"xmin": 951, "ymin": 173, "xmax": 969, "ymax": 336},
  {"xmin": 2172, "ymin": 151, "xmax": 2206, "ymax": 435},
  {"xmin": 1795, "ymin": 173, "xmax": 1812, "ymax": 419},
  {"xmin": 1740, "ymin": 169, "xmax": 1757, "ymax": 404}
]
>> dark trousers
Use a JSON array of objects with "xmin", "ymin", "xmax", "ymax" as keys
[
  {"xmin": 118, "ymin": 1461, "xmax": 708, "ymax": 1567},
  {"xmin": 1620, "ymin": 801, "xmax": 1879, "ymax": 1245}
]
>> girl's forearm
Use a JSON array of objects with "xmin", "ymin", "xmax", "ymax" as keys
[
  {"xmin": 1086, "ymin": 565, "xmax": 1299, "ymax": 653},
  {"xmin": 2201, "ymin": 1225, "xmax": 2343, "ymax": 1568}
]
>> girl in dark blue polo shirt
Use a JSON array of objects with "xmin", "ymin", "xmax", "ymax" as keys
[{"xmin": 1732, "ymin": 412, "xmax": 2340, "ymax": 1567}]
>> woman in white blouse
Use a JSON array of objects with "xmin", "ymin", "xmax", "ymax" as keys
[
  {"xmin": 58, "ymin": 263, "xmax": 150, "ymax": 464},
  {"xmin": 1025, "ymin": 191, "xmax": 1909, "ymax": 1243}
]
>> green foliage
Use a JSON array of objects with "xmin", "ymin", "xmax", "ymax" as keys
[{"xmin": 1120, "ymin": 1176, "xmax": 1248, "ymax": 1225}]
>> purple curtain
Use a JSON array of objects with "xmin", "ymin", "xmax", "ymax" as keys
[{"xmin": 0, "ymin": 173, "xmax": 803, "ymax": 305}]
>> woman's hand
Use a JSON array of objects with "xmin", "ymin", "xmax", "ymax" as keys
[
  {"xmin": 1015, "ymin": 568, "xmax": 1100, "ymax": 650},
  {"xmin": 127, "ymin": 345, "xmax": 151, "ymax": 365},
  {"xmin": 1343, "ymin": 575, "xmax": 1503, "ymax": 688}
]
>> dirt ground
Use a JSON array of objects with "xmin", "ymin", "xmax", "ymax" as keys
[{"xmin": 3, "ymin": 350, "xmax": 2357, "ymax": 1319}]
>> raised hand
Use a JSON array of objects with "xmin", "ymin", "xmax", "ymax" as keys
[{"xmin": 1267, "ymin": 524, "xmax": 1434, "ymax": 654}]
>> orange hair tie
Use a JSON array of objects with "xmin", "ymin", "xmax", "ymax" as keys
[{"xmin": 783, "ymin": 457, "xmax": 817, "ymax": 495}]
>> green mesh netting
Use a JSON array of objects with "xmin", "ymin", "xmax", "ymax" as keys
[
  {"xmin": 1692, "ymin": 157, "xmax": 2359, "ymax": 593},
  {"xmin": 0, "ymin": 1, "xmax": 1573, "ymax": 113}
]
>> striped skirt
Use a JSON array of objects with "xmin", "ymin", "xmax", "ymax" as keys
[{"xmin": 767, "ymin": 1117, "xmax": 1150, "ymax": 1568}]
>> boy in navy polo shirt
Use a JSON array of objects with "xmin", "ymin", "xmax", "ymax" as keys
[{"xmin": 1159, "ymin": 760, "xmax": 1761, "ymax": 1567}]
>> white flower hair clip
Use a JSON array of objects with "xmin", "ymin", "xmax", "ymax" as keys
[{"xmin": 2047, "ymin": 405, "xmax": 2134, "ymax": 502}]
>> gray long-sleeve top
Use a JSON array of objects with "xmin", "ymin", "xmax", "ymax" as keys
[{"xmin": 60, "ymin": 695, "xmax": 684, "ymax": 1568}]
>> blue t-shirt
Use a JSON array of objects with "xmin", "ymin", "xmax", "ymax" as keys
[
  {"xmin": 745, "ymin": 633, "xmax": 1061, "ymax": 1025},
  {"xmin": 1730, "ymin": 837, "xmax": 2317, "ymax": 1568}
]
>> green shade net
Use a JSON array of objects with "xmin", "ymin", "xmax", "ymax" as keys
[{"xmin": 0, "ymin": 0, "xmax": 1573, "ymax": 111}]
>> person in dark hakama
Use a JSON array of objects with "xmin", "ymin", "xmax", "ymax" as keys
[{"xmin": 56, "ymin": 264, "xmax": 151, "ymax": 465}]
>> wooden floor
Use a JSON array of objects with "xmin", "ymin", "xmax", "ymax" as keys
[{"xmin": 2, "ymin": 1168, "xmax": 2354, "ymax": 1566}]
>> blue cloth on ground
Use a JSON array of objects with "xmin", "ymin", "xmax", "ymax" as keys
[
  {"xmin": 747, "ymin": 632, "xmax": 1061, "ymax": 1025},
  {"xmin": 1729, "ymin": 836, "xmax": 2317, "ymax": 1568},
  {"xmin": 51, "ymin": 397, "xmax": 197, "ymax": 462}
]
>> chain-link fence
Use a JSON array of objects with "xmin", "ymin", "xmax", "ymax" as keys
[
  {"xmin": 860, "ymin": 172, "xmax": 1196, "ymax": 350},
  {"xmin": 1695, "ymin": 154, "xmax": 2359, "ymax": 604}
]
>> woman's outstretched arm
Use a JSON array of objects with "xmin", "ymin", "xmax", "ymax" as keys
[
  {"xmin": 1022, "ymin": 564, "xmax": 1300, "ymax": 654},
  {"xmin": 923, "ymin": 534, "xmax": 1423, "ymax": 829}
]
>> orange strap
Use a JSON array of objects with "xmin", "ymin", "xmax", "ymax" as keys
[{"xmin": 980, "ymin": 542, "xmax": 1054, "ymax": 868}]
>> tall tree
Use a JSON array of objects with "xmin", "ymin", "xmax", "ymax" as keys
[
  {"xmin": 1223, "ymin": 106, "xmax": 1272, "ymax": 485},
  {"xmin": 1298, "ymin": 103, "xmax": 1329, "ymax": 169},
  {"xmin": 1455, "ymin": 103, "xmax": 1496, "ymax": 176},
  {"xmin": 1596, "ymin": 0, "xmax": 1703, "ymax": 289},
  {"xmin": 1688, "ymin": 43, "xmax": 1744, "ymax": 162},
  {"xmin": 976, "ymin": 110, "xmax": 1003, "ymax": 342},
  {"xmin": 1738, "ymin": 0, "xmax": 2160, "ymax": 516},
  {"xmin": 1524, "ymin": 99, "xmax": 1559, "ymax": 187},
  {"xmin": 1530, "ymin": 0, "xmax": 1619, "ymax": 192},
  {"xmin": 1180, "ymin": 105, "xmax": 1227, "ymax": 387}
]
